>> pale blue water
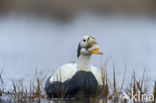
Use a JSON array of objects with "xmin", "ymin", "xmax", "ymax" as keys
[{"xmin": 0, "ymin": 13, "xmax": 156, "ymax": 90}]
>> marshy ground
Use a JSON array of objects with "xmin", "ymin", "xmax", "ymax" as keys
[{"xmin": 0, "ymin": 65, "xmax": 155, "ymax": 103}]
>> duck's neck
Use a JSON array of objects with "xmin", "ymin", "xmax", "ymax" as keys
[{"xmin": 77, "ymin": 55, "xmax": 91, "ymax": 71}]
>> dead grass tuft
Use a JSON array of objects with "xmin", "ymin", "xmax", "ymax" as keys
[
  {"xmin": 0, "ymin": 63, "xmax": 155, "ymax": 103},
  {"xmin": 0, "ymin": 70, "xmax": 47, "ymax": 102},
  {"xmin": 153, "ymin": 81, "xmax": 156, "ymax": 103}
]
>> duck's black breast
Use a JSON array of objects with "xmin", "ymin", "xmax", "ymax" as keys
[
  {"xmin": 63, "ymin": 71, "xmax": 98, "ymax": 97},
  {"xmin": 45, "ymin": 71, "xmax": 98, "ymax": 98}
]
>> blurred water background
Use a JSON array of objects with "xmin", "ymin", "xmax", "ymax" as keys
[{"xmin": 0, "ymin": 0, "xmax": 156, "ymax": 90}]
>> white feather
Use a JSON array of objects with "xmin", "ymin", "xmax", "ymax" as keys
[
  {"xmin": 50, "ymin": 63, "xmax": 77, "ymax": 82},
  {"xmin": 50, "ymin": 63, "xmax": 103, "ymax": 85}
]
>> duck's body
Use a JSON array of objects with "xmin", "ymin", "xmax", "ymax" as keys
[
  {"xmin": 50, "ymin": 63, "xmax": 102, "ymax": 85},
  {"xmin": 45, "ymin": 70, "xmax": 99, "ymax": 98},
  {"xmin": 45, "ymin": 35, "xmax": 103, "ymax": 98}
]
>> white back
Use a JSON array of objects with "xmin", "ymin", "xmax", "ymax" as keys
[
  {"xmin": 50, "ymin": 63, "xmax": 103, "ymax": 85},
  {"xmin": 50, "ymin": 63, "xmax": 77, "ymax": 82}
]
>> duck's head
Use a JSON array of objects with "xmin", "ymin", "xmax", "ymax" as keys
[{"xmin": 77, "ymin": 35, "xmax": 103, "ymax": 58}]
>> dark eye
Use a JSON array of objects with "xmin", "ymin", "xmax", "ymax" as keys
[{"xmin": 83, "ymin": 39, "xmax": 86, "ymax": 42}]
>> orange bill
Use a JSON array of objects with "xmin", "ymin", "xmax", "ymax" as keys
[{"xmin": 90, "ymin": 48, "xmax": 103, "ymax": 55}]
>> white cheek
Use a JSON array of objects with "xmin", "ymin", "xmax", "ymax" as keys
[
  {"xmin": 81, "ymin": 48, "xmax": 89, "ymax": 54},
  {"xmin": 80, "ymin": 41, "xmax": 87, "ymax": 47}
]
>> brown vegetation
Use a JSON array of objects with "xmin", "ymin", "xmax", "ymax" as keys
[{"xmin": 0, "ymin": 66, "xmax": 155, "ymax": 102}]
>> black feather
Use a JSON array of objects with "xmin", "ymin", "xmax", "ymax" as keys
[
  {"xmin": 77, "ymin": 43, "xmax": 81, "ymax": 58},
  {"xmin": 44, "ymin": 76, "xmax": 63, "ymax": 98},
  {"xmin": 63, "ymin": 71, "xmax": 98, "ymax": 98},
  {"xmin": 45, "ymin": 71, "xmax": 99, "ymax": 98}
]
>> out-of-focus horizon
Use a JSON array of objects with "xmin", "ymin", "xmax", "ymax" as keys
[
  {"xmin": 0, "ymin": 0, "xmax": 156, "ymax": 88},
  {"xmin": 0, "ymin": 0, "xmax": 156, "ymax": 20}
]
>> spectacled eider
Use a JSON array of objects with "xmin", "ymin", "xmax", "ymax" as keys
[{"xmin": 45, "ymin": 35, "xmax": 103, "ymax": 98}]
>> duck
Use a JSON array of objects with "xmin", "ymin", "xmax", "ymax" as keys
[{"xmin": 45, "ymin": 35, "xmax": 103, "ymax": 98}]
